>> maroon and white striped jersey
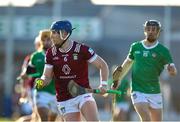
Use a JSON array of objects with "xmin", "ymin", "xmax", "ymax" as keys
[{"xmin": 45, "ymin": 41, "xmax": 97, "ymax": 101}]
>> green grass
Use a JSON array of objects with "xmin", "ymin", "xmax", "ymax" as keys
[{"xmin": 0, "ymin": 118, "xmax": 13, "ymax": 122}]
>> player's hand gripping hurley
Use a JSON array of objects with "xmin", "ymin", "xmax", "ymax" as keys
[
  {"xmin": 68, "ymin": 80, "xmax": 122, "ymax": 97},
  {"xmin": 112, "ymin": 66, "xmax": 123, "ymax": 89},
  {"xmin": 34, "ymin": 78, "xmax": 44, "ymax": 89}
]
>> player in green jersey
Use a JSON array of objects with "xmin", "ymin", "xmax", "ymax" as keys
[
  {"xmin": 112, "ymin": 20, "xmax": 177, "ymax": 121},
  {"xmin": 23, "ymin": 30, "xmax": 58, "ymax": 121},
  {"xmin": 16, "ymin": 37, "xmax": 41, "ymax": 122}
]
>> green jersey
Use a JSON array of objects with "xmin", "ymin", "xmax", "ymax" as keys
[
  {"xmin": 30, "ymin": 51, "xmax": 56, "ymax": 95},
  {"xmin": 128, "ymin": 40, "xmax": 173, "ymax": 94}
]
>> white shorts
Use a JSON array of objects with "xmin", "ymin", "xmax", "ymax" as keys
[
  {"xmin": 131, "ymin": 91, "xmax": 163, "ymax": 109},
  {"xmin": 20, "ymin": 102, "xmax": 33, "ymax": 115},
  {"xmin": 34, "ymin": 91, "xmax": 58, "ymax": 114},
  {"xmin": 116, "ymin": 102, "xmax": 130, "ymax": 111},
  {"xmin": 57, "ymin": 93, "xmax": 95, "ymax": 116}
]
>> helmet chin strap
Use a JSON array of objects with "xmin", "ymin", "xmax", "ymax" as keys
[
  {"xmin": 55, "ymin": 30, "xmax": 71, "ymax": 48},
  {"xmin": 60, "ymin": 30, "xmax": 70, "ymax": 41}
]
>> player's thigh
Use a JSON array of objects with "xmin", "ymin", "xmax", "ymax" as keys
[
  {"xmin": 134, "ymin": 102, "xmax": 150, "ymax": 116},
  {"xmin": 116, "ymin": 102, "xmax": 130, "ymax": 112},
  {"xmin": 149, "ymin": 107, "xmax": 162, "ymax": 121},
  {"xmin": 131, "ymin": 91, "xmax": 149, "ymax": 115},
  {"xmin": 36, "ymin": 92, "xmax": 51, "ymax": 108},
  {"xmin": 64, "ymin": 112, "xmax": 81, "ymax": 121},
  {"xmin": 81, "ymin": 100, "xmax": 99, "ymax": 121},
  {"xmin": 79, "ymin": 94, "xmax": 99, "ymax": 121}
]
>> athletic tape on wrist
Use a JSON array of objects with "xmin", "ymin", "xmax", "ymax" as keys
[
  {"xmin": 101, "ymin": 81, "xmax": 108, "ymax": 86},
  {"xmin": 99, "ymin": 81, "xmax": 108, "ymax": 88}
]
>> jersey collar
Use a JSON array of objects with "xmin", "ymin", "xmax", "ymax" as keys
[
  {"xmin": 141, "ymin": 40, "xmax": 159, "ymax": 49},
  {"xmin": 58, "ymin": 40, "xmax": 74, "ymax": 53}
]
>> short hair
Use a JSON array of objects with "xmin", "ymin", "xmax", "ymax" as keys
[{"xmin": 39, "ymin": 29, "xmax": 50, "ymax": 42}]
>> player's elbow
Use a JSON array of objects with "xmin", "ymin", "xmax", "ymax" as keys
[
  {"xmin": 94, "ymin": 56, "xmax": 108, "ymax": 70},
  {"xmin": 101, "ymin": 59, "xmax": 109, "ymax": 71}
]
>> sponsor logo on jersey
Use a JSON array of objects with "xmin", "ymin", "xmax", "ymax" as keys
[
  {"xmin": 135, "ymin": 51, "xmax": 141, "ymax": 54},
  {"xmin": 59, "ymin": 75, "xmax": 76, "ymax": 79}
]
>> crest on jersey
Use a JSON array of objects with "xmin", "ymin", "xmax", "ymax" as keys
[
  {"xmin": 135, "ymin": 51, "xmax": 141, "ymax": 54},
  {"xmin": 152, "ymin": 53, "xmax": 156, "ymax": 58},
  {"xmin": 143, "ymin": 51, "xmax": 149, "ymax": 57},
  {"xmin": 73, "ymin": 53, "xmax": 78, "ymax": 60}
]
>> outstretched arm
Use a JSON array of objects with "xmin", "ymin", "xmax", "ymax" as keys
[
  {"xmin": 91, "ymin": 55, "xmax": 109, "ymax": 81},
  {"xmin": 91, "ymin": 55, "xmax": 109, "ymax": 91},
  {"xmin": 112, "ymin": 58, "xmax": 133, "ymax": 89},
  {"xmin": 35, "ymin": 64, "xmax": 53, "ymax": 89}
]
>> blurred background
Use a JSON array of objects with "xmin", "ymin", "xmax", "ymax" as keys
[{"xmin": 0, "ymin": 0, "xmax": 180, "ymax": 121}]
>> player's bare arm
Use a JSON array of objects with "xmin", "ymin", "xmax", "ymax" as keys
[
  {"xmin": 35, "ymin": 64, "xmax": 53, "ymax": 88},
  {"xmin": 91, "ymin": 55, "xmax": 109, "ymax": 93},
  {"xmin": 112, "ymin": 57, "xmax": 133, "ymax": 89},
  {"xmin": 167, "ymin": 63, "xmax": 177, "ymax": 76}
]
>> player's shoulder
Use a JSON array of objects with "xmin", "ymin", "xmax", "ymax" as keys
[
  {"xmin": 73, "ymin": 40, "xmax": 87, "ymax": 47},
  {"xmin": 131, "ymin": 40, "xmax": 142, "ymax": 47},
  {"xmin": 46, "ymin": 46, "xmax": 57, "ymax": 56},
  {"xmin": 157, "ymin": 42, "xmax": 170, "ymax": 52},
  {"xmin": 73, "ymin": 40, "xmax": 91, "ymax": 52},
  {"xmin": 31, "ymin": 50, "xmax": 40, "ymax": 57},
  {"xmin": 46, "ymin": 46, "xmax": 53, "ymax": 53},
  {"xmin": 32, "ymin": 51, "xmax": 45, "ymax": 59}
]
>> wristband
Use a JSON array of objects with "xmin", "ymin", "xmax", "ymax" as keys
[
  {"xmin": 99, "ymin": 81, "xmax": 108, "ymax": 88},
  {"xmin": 101, "ymin": 81, "xmax": 108, "ymax": 86},
  {"xmin": 41, "ymin": 75, "xmax": 46, "ymax": 81}
]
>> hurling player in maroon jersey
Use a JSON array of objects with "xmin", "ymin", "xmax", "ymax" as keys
[{"xmin": 35, "ymin": 20, "xmax": 109, "ymax": 121}]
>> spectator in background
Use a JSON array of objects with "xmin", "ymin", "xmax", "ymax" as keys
[
  {"xmin": 15, "ymin": 36, "xmax": 42, "ymax": 122},
  {"xmin": 19, "ymin": 30, "xmax": 58, "ymax": 122}
]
